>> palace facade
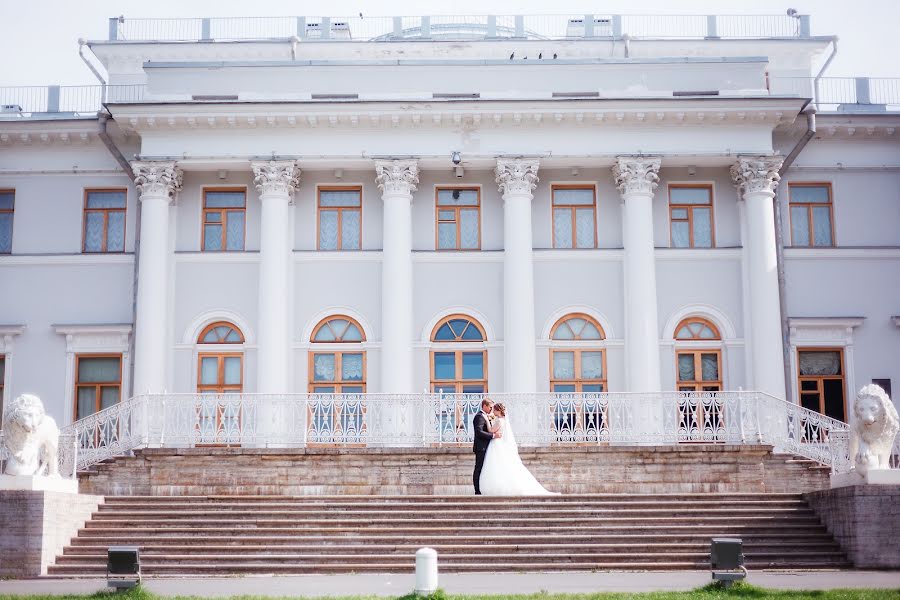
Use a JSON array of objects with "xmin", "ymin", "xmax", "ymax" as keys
[{"xmin": 0, "ymin": 13, "xmax": 898, "ymax": 438}]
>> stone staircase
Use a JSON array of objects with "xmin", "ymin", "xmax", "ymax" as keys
[{"xmin": 48, "ymin": 493, "xmax": 850, "ymax": 575}]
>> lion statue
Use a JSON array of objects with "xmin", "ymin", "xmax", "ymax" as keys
[
  {"xmin": 850, "ymin": 384, "xmax": 900, "ymax": 476},
  {"xmin": 2, "ymin": 394, "xmax": 60, "ymax": 477}
]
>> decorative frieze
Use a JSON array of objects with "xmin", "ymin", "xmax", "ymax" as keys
[
  {"xmin": 494, "ymin": 158, "xmax": 540, "ymax": 196},
  {"xmin": 612, "ymin": 157, "xmax": 661, "ymax": 196},
  {"xmin": 375, "ymin": 159, "xmax": 419, "ymax": 196},
  {"xmin": 730, "ymin": 156, "xmax": 784, "ymax": 195},
  {"xmin": 131, "ymin": 161, "xmax": 182, "ymax": 200},
  {"xmin": 251, "ymin": 160, "xmax": 300, "ymax": 197}
]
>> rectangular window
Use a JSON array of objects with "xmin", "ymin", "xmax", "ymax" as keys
[
  {"xmin": 318, "ymin": 187, "xmax": 362, "ymax": 250},
  {"xmin": 552, "ymin": 186, "xmax": 597, "ymax": 249},
  {"xmin": 74, "ymin": 354, "xmax": 122, "ymax": 420},
  {"xmin": 798, "ymin": 349, "xmax": 845, "ymax": 422},
  {"xmin": 436, "ymin": 188, "xmax": 480, "ymax": 250},
  {"xmin": 0, "ymin": 190, "xmax": 13, "ymax": 254},
  {"xmin": 83, "ymin": 189, "xmax": 126, "ymax": 253},
  {"xmin": 872, "ymin": 378, "xmax": 892, "ymax": 399},
  {"xmin": 789, "ymin": 183, "xmax": 834, "ymax": 247},
  {"xmin": 202, "ymin": 189, "xmax": 246, "ymax": 252},
  {"xmin": 669, "ymin": 185, "xmax": 714, "ymax": 248}
]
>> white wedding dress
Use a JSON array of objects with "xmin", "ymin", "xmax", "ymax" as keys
[{"xmin": 479, "ymin": 417, "xmax": 556, "ymax": 496}]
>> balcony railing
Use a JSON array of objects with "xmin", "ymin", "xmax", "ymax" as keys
[
  {"xmin": 770, "ymin": 77, "xmax": 900, "ymax": 112},
  {"xmin": 105, "ymin": 14, "xmax": 811, "ymax": 42},
  {"xmin": 0, "ymin": 85, "xmax": 144, "ymax": 116},
  {"xmin": 45, "ymin": 391, "xmax": 855, "ymax": 473}
]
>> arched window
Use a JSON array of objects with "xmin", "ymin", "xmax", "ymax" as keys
[
  {"xmin": 673, "ymin": 318, "xmax": 722, "ymax": 392},
  {"xmin": 308, "ymin": 316, "xmax": 366, "ymax": 393},
  {"xmin": 549, "ymin": 314, "xmax": 606, "ymax": 392},
  {"xmin": 197, "ymin": 322, "xmax": 244, "ymax": 394},
  {"xmin": 196, "ymin": 321, "xmax": 244, "ymax": 445},
  {"xmin": 430, "ymin": 315, "xmax": 487, "ymax": 394}
]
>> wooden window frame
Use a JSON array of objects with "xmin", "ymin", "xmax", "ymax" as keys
[
  {"xmin": 82, "ymin": 188, "xmax": 127, "ymax": 254},
  {"xmin": 788, "ymin": 182, "xmax": 835, "ymax": 248},
  {"xmin": 675, "ymin": 349, "xmax": 723, "ymax": 392},
  {"xmin": 198, "ymin": 322, "xmax": 246, "ymax": 345},
  {"xmin": 668, "ymin": 184, "xmax": 715, "ymax": 249},
  {"xmin": 429, "ymin": 315, "xmax": 488, "ymax": 393},
  {"xmin": 551, "ymin": 185, "xmax": 598, "ymax": 249},
  {"xmin": 73, "ymin": 353, "xmax": 123, "ymax": 421},
  {"xmin": 0, "ymin": 189, "xmax": 13, "ymax": 255},
  {"xmin": 317, "ymin": 185, "xmax": 363, "ymax": 251},
  {"xmin": 435, "ymin": 187, "xmax": 482, "ymax": 251},
  {"xmin": 307, "ymin": 351, "xmax": 368, "ymax": 394},
  {"xmin": 674, "ymin": 317, "xmax": 721, "ymax": 341},
  {"xmin": 201, "ymin": 187, "xmax": 247, "ymax": 252},
  {"xmin": 310, "ymin": 315, "xmax": 367, "ymax": 344},
  {"xmin": 549, "ymin": 313, "xmax": 607, "ymax": 393},
  {"xmin": 196, "ymin": 352, "xmax": 244, "ymax": 394},
  {"xmin": 797, "ymin": 347, "xmax": 847, "ymax": 421},
  {"xmin": 0, "ymin": 354, "xmax": 5, "ymax": 416}
]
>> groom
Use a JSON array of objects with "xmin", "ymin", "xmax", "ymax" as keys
[{"xmin": 472, "ymin": 398, "xmax": 501, "ymax": 495}]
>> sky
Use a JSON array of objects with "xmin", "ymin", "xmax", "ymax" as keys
[{"xmin": 1, "ymin": 0, "xmax": 899, "ymax": 85}]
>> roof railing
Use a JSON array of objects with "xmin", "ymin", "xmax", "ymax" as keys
[{"xmin": 105, "ymin": 13, "xmax": 811, "ymax": 42}]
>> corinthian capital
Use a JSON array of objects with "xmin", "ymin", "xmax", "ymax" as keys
[
  {"xmin": 612, "ymin": 157, "xmax": 661, "ymax": 196},
  {"xmin": 131, "ymin": 161, "xmax": 182, "ymax": 200},
  {"xmin": 251, "ymin": 160, "xmax": 300, "ymax": 197},
  {"xmin": 495, "ymin": 158, "xmax": 540, "ymax": 196},
  {"xmin": 375, "ymin": 159, "xmax": 419, "ymax": 196},
  {"xmin": 730, "ymin": 156, "xmax": 784, "ymax": 196}
]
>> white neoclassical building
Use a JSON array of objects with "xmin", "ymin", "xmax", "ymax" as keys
[{"xmin": 0, "ymin": 13, "xmax": 898, "ymax": 453}]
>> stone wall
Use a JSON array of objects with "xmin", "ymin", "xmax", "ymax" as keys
[
  {"xmin": 0, "ymin": 490, "xmax": 102, "ymax": 577},
  {"xmin": 805, "ymin": 485, "xmax": 900, "ymax": 568},
  {"xmin": 78, "ymin": 445, "xmax": 830, "ymax": 496}
]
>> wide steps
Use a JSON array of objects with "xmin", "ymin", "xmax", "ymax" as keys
[{"xmin": 48, "ymin": 493, "xmax": 850, "ymax": 576}]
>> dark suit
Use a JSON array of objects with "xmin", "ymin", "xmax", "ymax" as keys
[{"xmin": 472, "ymin": 411, "xmax": 493, "ymax": 494}]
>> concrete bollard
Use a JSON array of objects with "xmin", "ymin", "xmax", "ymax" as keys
[{"xmin": 415, "ymin": 547, "xmax": 438, "ymax": 595}]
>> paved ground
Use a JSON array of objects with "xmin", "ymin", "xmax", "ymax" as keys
[{"xmin": 1, "ymin": 571, "xmax": 899, "ymax": 596}]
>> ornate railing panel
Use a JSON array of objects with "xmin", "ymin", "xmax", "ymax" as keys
[{"xmin": 52, "ymin": 391, "xmax": 859, "ymax": 472}]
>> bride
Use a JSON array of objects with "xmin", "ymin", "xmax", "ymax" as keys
[{"xmin": 479, "ymin": 403, "xmax": 557, "ymax": 495}]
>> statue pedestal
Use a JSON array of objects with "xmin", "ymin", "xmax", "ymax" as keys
[
  {"xmin": 831, "ymin": 469, "xmax": 900, "ymax": 489},
  {"xmin": 0, "ymin": 474, "xmax": 78, "ymax": 494}
]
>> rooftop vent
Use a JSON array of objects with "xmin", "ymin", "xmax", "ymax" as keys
[
  {"xmin": 311, "ymin": 93, "xmax": 359, "ymax": 100},
  {"xmin": 433, "ymin": 93, "xmax": 481, "ymax": 99},
  {"xmin": 306, "ymin": 21, "xmax": 352, "ymax": 40},
  {"xmin": 191, "ymin": 95, "xmax": 239, "ymax": 101},
  {"xmin": 673, "ymin": 91, "xmax": 720, "ymax": 97},
  {"xmin": 1, "ymin": 104, "xmax": 23, "ymax": 113},
  {"xmin": 566, "ymin": 17, "xmax": 612, "ymax": 37}
]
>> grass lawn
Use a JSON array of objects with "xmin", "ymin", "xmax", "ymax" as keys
[{"xmin": 0, "ymin": 584, "xmax": 898, "ymax": 600}]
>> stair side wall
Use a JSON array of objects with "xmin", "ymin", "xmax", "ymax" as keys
[
  {"xmin": 78, "ymin": 446, "xmax": 831, "ymax": 496},
  {"xmin": 805, "ymin": 484, "xmax": 900, "ymax": 568},
  {"xmin": 0, "ymin": 490, "xmax": 103, "ymax": 577}
]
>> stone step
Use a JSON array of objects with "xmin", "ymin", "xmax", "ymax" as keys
[
  {"xmin": 100, "ymin": 493, "xmax": 807, "ymax": 503},
  {"xmin": 87, "ymin": 508, "xmax": 819, "ymax": 520},
  {"xmin": 76, "ymin": 523, "xmax": 831, "ymax": 536},
  {"xmin": 53, "ymin": 549, "xmax": 850, "ymax": 566},
  {"xmin": 81, "ymin": 515, "xmax": 825, "ymax": 529},
  {"xmin": 69, "ymin": 533, "xmax": 838, "ymax": 546},
  {"xmin": 96, "ymin": 499, "xmax": 810, "ymax": 511},
  {"xmin": 61, "ymin": 541, "xmax": 842, "ymax": 556}
]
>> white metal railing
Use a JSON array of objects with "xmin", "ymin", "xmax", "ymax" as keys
[
  {"xmin": 49, "ymin": 391, "xmax": 855, "ymax": 473},
  {"xmin": 108, "ymin": 14, "xmax": 810, "ymax": 42},
  {"xmin": 770, "ymin": 77, "xmax": 900, "ymax": 112},
  {"xmin": 829, "ymin": 429, "xmax": 900, "ymax": 474},
  {"xmin": 0, "ymin": 85, "xmax": 145, "ymax": 116}
]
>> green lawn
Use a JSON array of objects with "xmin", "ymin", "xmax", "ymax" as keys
[{"xmin": 1, "ymin": 584, "xmax": 898, "ymax": 600}]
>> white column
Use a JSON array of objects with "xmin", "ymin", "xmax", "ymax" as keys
[
  {"xmin": 613, "ymin": 157, "xmax": 662, "ymax": 393},
  {"xmin": 731, "ymin": 156, "xmax": 787, "ymax": 399},
  {"xmin": 375, "ymin": 159, "xmax": 419, "ymax": 393},
  {"xmin": 131, "ymin": 161, "xmax": 182, "ymax": 395},
  {"xmin": 251, "ymin": 160, "xmax": 300, "ymax": 394},
  {"xmin": 495, "ymin": 158, "xmax": 540, "ymax": 393}
]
